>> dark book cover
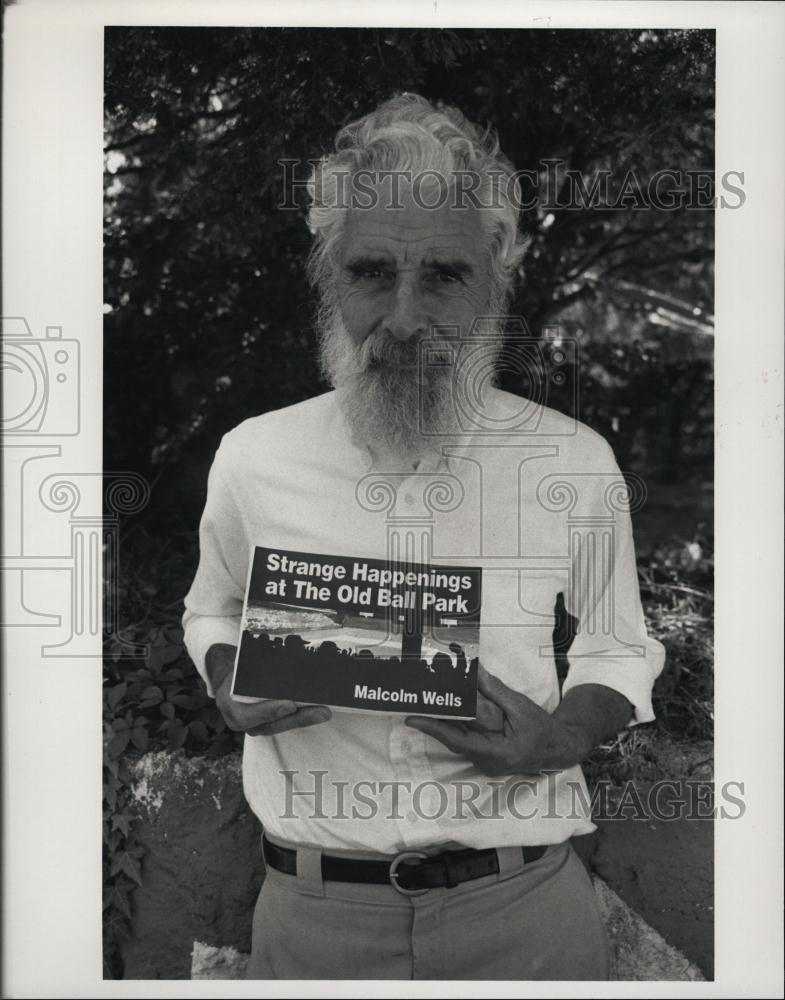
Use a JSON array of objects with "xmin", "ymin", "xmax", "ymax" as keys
[{"xmin": 231, "ymin": 545, "xmax": 481, "ymax": 719}]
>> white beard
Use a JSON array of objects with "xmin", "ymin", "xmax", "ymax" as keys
[{"xmin": 318, "ymin": 315, "xmax": 468, "ymax": 464}]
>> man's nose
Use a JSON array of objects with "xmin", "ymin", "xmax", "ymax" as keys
[{"xmin": 382, "ymin": 275, "xmax": 428, "ymax": 341}]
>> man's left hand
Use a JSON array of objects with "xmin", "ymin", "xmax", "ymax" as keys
[{"xmin": 405, "ymin": 665, "xmax": 631, "ymax": 777}]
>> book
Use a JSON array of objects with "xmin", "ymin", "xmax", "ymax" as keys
[{"xmin": 231, "ymin": 545, "xmax": 482, "ymax": 719}]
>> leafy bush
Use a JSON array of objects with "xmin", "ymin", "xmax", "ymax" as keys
[
  {"xmin": 644, "ymin": 532, "xmax": 714, "ymax": 739},
  {"xmin": 104, "ymin": 625, "xmax": 243, "ymax": 756}
]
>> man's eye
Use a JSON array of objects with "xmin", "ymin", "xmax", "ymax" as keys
[
  {"xmin": 349, "ymin": 266, "xmax": 392, "ymax": 281},
  {"xmin": 427, "ymin": 270, "xmax": 461, "ymax": 286}
]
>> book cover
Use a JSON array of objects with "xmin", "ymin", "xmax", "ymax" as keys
[{"xmin": 231, "ymin": 545, "xmax": 482, "ymax": 719}]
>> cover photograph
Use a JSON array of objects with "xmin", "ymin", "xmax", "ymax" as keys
[{"xmin": 231, "ymin": 545, "xmax": 482, "ymax": 719}]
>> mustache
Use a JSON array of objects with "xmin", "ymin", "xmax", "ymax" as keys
[{"xmin": 359, "ymin": 332, "xmax": 453, "ymax": 371}]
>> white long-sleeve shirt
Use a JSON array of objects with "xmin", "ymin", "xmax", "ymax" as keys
[{"xmin": 182, "ymin": 387, "xmax": 665, "ymax": 851}]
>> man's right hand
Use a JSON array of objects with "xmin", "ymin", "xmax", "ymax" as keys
[{"xmin": 206, "ymin": 643, "xmax": 332, "ymax": 736}]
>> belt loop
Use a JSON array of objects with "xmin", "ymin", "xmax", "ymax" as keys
[
  {"xmin": 296, "ymin": 844, "xmax": 326, "ymax": 897},
  {"xmin": 496, "ymin": 846, "xmax": 525, "ymax": 882}
]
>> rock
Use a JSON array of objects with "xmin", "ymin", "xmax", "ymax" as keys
[
  {"xmin": 191, "ymin": 941, "xmax": 249, "ymax": 980},
  {"xmin": 121, "ymin": 751, "xmax": 263, "ymax": 980},
  {"xmin": 587, "ymin": 803, "xmax": 714, "ymax": 978},
  {"xmin": 593, "ymin": 878, "xmax": 705, "ymax": 980}
]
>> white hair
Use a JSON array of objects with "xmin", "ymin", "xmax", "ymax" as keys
[{"xmin": 305, "ymin": 92, "xmax": 529, "ymax": 314}]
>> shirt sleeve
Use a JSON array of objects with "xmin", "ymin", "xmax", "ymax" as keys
[
  {"xmin": 181, "ymin": 438, "xmax": 247, "ymax": 697},
  {"xmin": 560, "ymin": 441, "xmax": 665, "ymax": 725}
]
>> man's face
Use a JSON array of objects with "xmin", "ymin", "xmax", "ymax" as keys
[
  {"xmin": 336, "ymin": 187, "xmax": 493, "ymax": 359},
  {"xmin": 318, "ymin": 183, "xmax": 497, "ymax": 464}
]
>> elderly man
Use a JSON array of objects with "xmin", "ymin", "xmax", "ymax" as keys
[{"xmin": 182, "ymin": 93, "xmax": 664, "ymax": 980}]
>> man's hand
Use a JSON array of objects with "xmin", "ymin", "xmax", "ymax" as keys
[
  {"xmin": 206, "ymin": 643, "xmax": 332, "ymax": 736},
  {"xmin": 404, "ymin": 665, "xmax": 632, "ymax": 777}
]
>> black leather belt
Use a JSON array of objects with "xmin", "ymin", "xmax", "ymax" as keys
[{"xmin": 262, "ymin": 834, "xmax": 547, "ymax": 896}]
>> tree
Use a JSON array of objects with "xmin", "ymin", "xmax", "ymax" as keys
[{"xmin": 104, "ymin": 27, "xmax": 714, "ymax": 544}]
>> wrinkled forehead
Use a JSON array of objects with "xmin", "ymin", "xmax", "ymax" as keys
[{"xmin": 339, "ymin": 188, "xmax": 492, "ymax": 268}]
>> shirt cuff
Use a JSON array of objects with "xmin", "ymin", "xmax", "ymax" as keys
[
  {"xmin": 561, "ymin": 653, "xmax": 663, "ymax": 727},
  {"xmin": 182, "ymin": 614, "xmax": 241, "ymax": 698}
]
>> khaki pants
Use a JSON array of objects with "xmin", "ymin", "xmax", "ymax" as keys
[{"xmin": 246, "ymin": 837, "xmax": 610, "ymax": 980}]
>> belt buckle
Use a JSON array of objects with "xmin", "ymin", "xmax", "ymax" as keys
[{"xmin": 389, "ymin": 851, "xmax": 430, "ymax": 896}]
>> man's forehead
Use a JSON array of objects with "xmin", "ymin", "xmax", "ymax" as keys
[{"xmin": 341, "ymin": 195, "xmax": 488, "ymax": 262}]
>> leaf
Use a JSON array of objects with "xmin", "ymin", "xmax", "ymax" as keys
[
  {"xmin": 170, "ymin": 693, "xmax": 195, "ymax": 710},
  {"xmin": 111, "ymin": 850, "xmax": 143, "ymax": 886},
  {"xmin": 106, "ymin": 682, "xmax": 127, "ymax": 711},
  {"xmin": 164, "ymin": 625, "xmax": 184, "ymax": 644},
  {"xmin": 160, "ymin": 644, "xmax": 184, "ymax": 667},
  {"xmin": 208, "ymin": 732, "xmax": 233, "ymax": 756},
  {"xmin": 188, "ymin": 720, "xmax": 209, "ymax": 742},
  {"xmin": 130, "ymin": 727, "xmax": 149, "ymax": 752},
  {"xmin": 103, "ymin": 908, "xmax": 131, "ymax": 941},
  {"xmin": 105, "ymin": 885, "xmax": 132, "ymax": 919},
  {"xmin": 140, "ymin": 685, "xmax": 163, "ymax": 703},
  {"xmin": 159, "ymin": 667, "xmax": 185, "ymax": 683},
  {"xmin": 104, "ymin": 783, "xmax": 117, "ymax": 811},
  {"xmin": 111, "ymin": 813, "xmax": 131, "ymax": 838},
  {"xmin": 167, "ymin": 724, "xmax": 188, "ymax": 750},
  {"xmin": 159, "ymin": 701, "xmax": 175, "ymax": 719},
  {"xmin": 104, "ymin": 772, "xmax": 121, "ymax": 793},
  {"xmin": 107, "ymin": 731, "xmax": 131, "ymax": 758}
]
